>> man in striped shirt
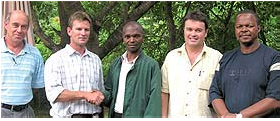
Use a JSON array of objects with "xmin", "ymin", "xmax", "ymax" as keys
[
  {"xmin": 1, "ymin": 10, "xmax": 45, "ymax": 118},
  {"xmin": 44, "ymin": 11, "xmax": 104, "ymax": 118}
]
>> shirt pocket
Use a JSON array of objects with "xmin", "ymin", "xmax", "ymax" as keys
[{"xmin": 198, "ymin": 74, "xmax": 214, "ymax": 91}]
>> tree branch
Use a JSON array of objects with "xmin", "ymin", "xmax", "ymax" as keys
[
  {"xmin": 30, "ymin": 3, "xmax": 61, "ymax": 52},
  {"xmin": 96, "ymin": 1, "xmax": 158, "ymax": 59}
]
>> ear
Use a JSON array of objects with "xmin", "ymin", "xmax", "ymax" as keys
[
  {"xmin": 67, "ymin": 27, "xmax": 72, "ymax": 36},
  {"xmin": 204, "ymin": 29, "xmax": 208, "ymax": 38},
  {"xmin": 257, "ymin": 25, "xmax": 261, "ymax": 33},
  {"xmin": 4, "ymin": 21, "xmax": 8, "ymax": 30}
]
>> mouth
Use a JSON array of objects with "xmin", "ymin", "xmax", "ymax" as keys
[
  {"xmin": 240, "ymin": 35, "xmax": 251, "ymax": 39},
  {"xmin": 78, "ymin": 37, "xmax": 88, "ymax": 41},
  {"xmin": 128, "ymin": 45, "xmax": 137, "ymax": 47},
  {"xmin": 188, "ymin": 38, "xmax": 198, "ymax": 42}
]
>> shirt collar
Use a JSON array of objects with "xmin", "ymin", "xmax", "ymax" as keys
[
  {"xmin": 65, "ymin": 44, "xmax": 91, "ymax": 57},
  {"xmin": 121, "ymin": 51, "xmax": 139, "ymax": 64},
  {"xmin": 1, "ymin": 37, "xmax": 30, "ymax": 54},
  {"xmin": 177, "ymin": 42, "xmax": 208, "ymax": 56}
]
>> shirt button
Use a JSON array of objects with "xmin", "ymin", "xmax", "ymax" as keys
[
  {"xmin": 189, "ymin": 81, "xmax": 191, "ymax": 83},
  {"xmin": 185, "ymin": 114, "xmax": 188, "ymax": 116},
  {"xmin": 187, "ymin": 92, "xmax": 189, "ymax": 95},
  {"xmin": 186, "ymin": 104, "xmax": 188, "ymax": 106}
]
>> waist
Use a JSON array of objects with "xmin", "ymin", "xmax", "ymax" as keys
[
  {"xmin": 113, "ymin": 111, "xmax": 123, "ymax": 118},
  {"xmin": 1, "ymin": 103, "xmax": 29, "ymax": 112},
  {"xmin": 71, "ymin": 113, "xmax": 99, "ymax": 118}
]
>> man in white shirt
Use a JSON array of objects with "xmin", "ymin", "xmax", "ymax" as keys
[{"xmin": 44, "ymin": 11, "xmax": 104, "ymax": 118}]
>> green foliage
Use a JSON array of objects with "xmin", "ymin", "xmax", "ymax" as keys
[
  {"xmin": 32, "ymin": 1, "xmax": 280, "ymax": 73},
  {"xmin": 35, "ymin": 42, "xmax": 52, "ymax": 62}
]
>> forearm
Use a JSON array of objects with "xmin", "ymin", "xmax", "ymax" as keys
[
  {"xmin": 161, "ymin": 92, "xmax": 169, "ymax": 118},
  {"xmin": 211, "ymin": 99, "xmax": 230, "ymax": 117},
  {"xmin": 55, "ymin": 89, "xmax": 87, "ymax": 102},
  {"xmin": 240, "ymin": 98, "xmax": 280, "ymax": 117}
]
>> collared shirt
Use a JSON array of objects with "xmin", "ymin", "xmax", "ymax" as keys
[
  {"xmin": 161, "ymin": 43, "xmax": 222, "ymax": 117},
  {"xmin": 44, "ymin": 44, "xmax": 104, "ymax": 117},
  {"xmin": 1, "ymin": 37, "xmax": 45, "ymax": 105},
  {"xmin": 114, "ymin": 51, "xmax": 138, "ymax": 113}
]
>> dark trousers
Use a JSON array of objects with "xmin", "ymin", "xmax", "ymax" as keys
[
  {"xmin": 71, "ymin": 114, "xmax": 99, "ymax": 118},
  {"xmin": 112, "ymin": 111, "xmax": 123, "ymax": 118}
]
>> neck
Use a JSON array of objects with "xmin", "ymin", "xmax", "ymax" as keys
[
  {"xmin": 5, "ymin": 37, "xmax": 24, "ymax": 55},
  {"xmin": 185, "ymin": 44, "xmax": 203, "ymax": 65},
  {"xmin": 126, "ymin": 51, "xmax": 140, "ymax": 62},
  {"xmin": 70, "ymin": 43, "xmax": 86, "ymax": 55},
  {"xmin": 185, "ymin": 43, "xmax": 203, "ymax": 55},
  {"xmin": 240, "ymin": 41, "xmax": 260, "ymax": 54}
]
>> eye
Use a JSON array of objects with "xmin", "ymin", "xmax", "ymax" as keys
[
  {"xmin": 185, "ymin": 28, "xmax": 192, "ymax": 32},
  {"xmin": 124, "ymin": 35, "xmax": 130, "ymax": 39},
  {"xmin": 196, "ymin": 29, "xmax": 202, "ymax": 33},
  {"xmin": 235, "ymin": 25, "xmax": 242, "ymax": 29},
  {"xmin": 133, "ymin": 34, "xmax": 141, "ymax": 38}
]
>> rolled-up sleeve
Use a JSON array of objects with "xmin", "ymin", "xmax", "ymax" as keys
[{"xmin": 44, "ymin": 56, "xmax": 65, "ymax": 103}]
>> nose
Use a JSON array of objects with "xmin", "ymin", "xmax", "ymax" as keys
[
  {"xmin": 240, "ymin": 26, "xmax": 248, "ymax": 32},
  {"xmin": 16, "ymin": 26, "xmax": 23, "ymax": 33},
  {"xmin": 128, "ymin": 37, "xmax": 136, "ymax": 42},
  {"xmin": 190, "ymin": 30, "xmax": 197, "ymax": 36},
  {"xmin": 81, "ymin": 29, "xmax": 86, "ymax": 35}
]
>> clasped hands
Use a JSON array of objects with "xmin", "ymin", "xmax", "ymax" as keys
[{"xmin": 85, "ymin": 90, "xmax": 104, "ymax": 105}]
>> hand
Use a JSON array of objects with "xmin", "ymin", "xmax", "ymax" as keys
[
  {"xmin": 85, "ymin": 90, "xmax": 104, "ymax": 105},
  {"xmin": 220, "ymin": 113, "xmax": 236, "ymax": 118}
]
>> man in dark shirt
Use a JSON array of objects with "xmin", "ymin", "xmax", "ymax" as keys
[{"xmin": 209, "ymin": 9, "xmax": 280, "ymax": 118}]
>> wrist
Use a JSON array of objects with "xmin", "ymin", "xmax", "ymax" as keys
[{"xmin": 236, "ymin": 113, "xmax": 242, "ymax": 118}]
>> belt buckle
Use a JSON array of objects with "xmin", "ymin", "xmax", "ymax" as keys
[
  {"xmin": 11, "ymin": 105, "xmax": 25, "ymax": 112},
  {"xmin": 10, "ymin": 105, "xmax": 19, "ymax": 112}
]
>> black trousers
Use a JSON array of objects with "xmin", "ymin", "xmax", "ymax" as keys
[{"xmin": 112, "ymin": 111, "xmax": 123, "ymax": 118}]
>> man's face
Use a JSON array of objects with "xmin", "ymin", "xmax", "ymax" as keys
[
  {"xmin": 4, "ymin": 12, "xmax": 29, "ymax": 43},
  {"xmin": 235, "ymin": 13, "xmax": 260, "ymax": 47},
  {"xmin": 122, "ymin": 25, "xmax": 144, "ymax": 53},
  {"xmin": 184, "ymin": 19, "xmax": 208, "ymax": 47},
  {"xmin": 67, "ymin": 20, "xmax": 90, "ymax": 46}
]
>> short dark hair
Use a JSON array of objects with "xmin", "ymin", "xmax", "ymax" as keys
[
  {"xmin": 183, "ymin": 10, "xmax": 209, "ymax": 29},
  {"xmin": 236, "ymin": 9, "xmax": 260, "ymax": 25},
  {"xmin": 68, "ymin": 11, "xmax": 91, "ymax": 28},
  {"xmin": 122, "ymin": 21, "xmax": 144, "ymax": 35}
]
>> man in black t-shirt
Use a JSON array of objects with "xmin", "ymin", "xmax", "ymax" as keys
[{"xmin": 209, "ymin": 10, "xmax": 280, "ymax": 118}]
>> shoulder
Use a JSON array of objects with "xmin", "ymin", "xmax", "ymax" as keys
[
  {"xmin": 87, "ymin": 51, "xmax": 102, "ymax": 61},
  {"xmin": 261, "ymin": 44, "xmax": 279, "ymax": 56},
  {"xmin": 140, "ymin": 53, "xmax": 159, "ymax": 65},
  {"xmin": 164, "ymin": 47, "xmax": 184, "ymax": 61},
  {"xmin": 205, "ymin": 46, "xmax": 223, "ymax": 57},
  {"xmin": 26, "ymin": 44, "xmax": 43, "ymax": 57},
  {"xmin": 260, "ymin": 44, "xmax": 280, "ymax": 64},
  {"xmin": 45, "ymin": 48, "xmax": 66, "ymax": 64}
]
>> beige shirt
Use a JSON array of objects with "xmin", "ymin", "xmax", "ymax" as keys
[{"xmin": 161, "ymin": 43, "xmax": 222, "ymax": 117}]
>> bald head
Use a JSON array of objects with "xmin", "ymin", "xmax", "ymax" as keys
[{"xmin": 122, "ymin": 21, "xmax": 144, "ymax": 35}]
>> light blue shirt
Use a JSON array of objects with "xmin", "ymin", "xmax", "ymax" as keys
[{"xmin": 1, "ymin": 37, "xmax": 45, "ymax": 105}]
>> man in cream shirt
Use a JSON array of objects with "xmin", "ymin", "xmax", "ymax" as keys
[{"xmin": 161, "ymin": 10, "xmax": 222, "ymax": 118}]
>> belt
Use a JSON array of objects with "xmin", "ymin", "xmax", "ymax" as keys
[
  {"xmin": 1, "ymin": 103, "xmax": 28, "ymax": 112},
  {"xmin": 71, "ymin": 113, "xmax": 99, "ymax": 118},
  {"xmin": 113, "ymin": 111, "xmax": 123, "ymax": 118}
]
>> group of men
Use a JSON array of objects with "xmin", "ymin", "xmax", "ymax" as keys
[{"xmin": 1, "ymin": 9, "xmax": 280, "ymax": 118}]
